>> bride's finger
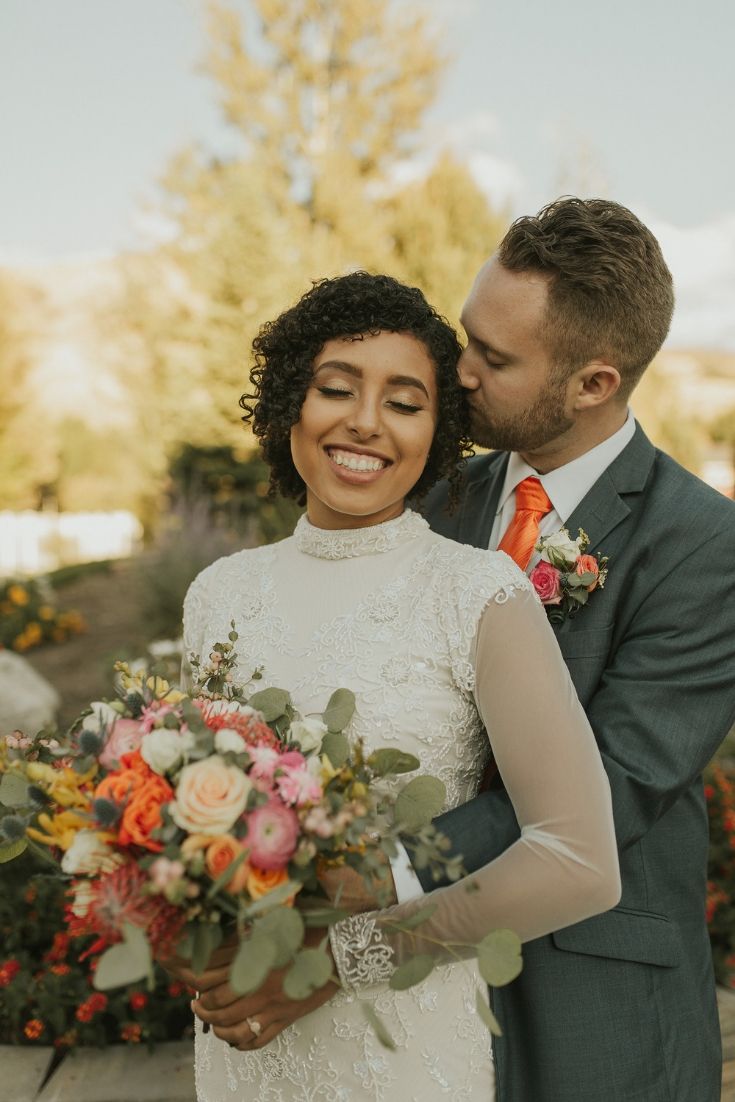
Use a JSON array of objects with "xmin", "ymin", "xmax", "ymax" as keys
[
  {"xmin": 193, "ymin": 996, "xmax": 263, "ymax": 1028},
  {"xmin": 211, "ymin": 1017, "xmax": 280, "ymax": 1050},
  {"xmin": 189, "ymin": 966, "xmax": 232, "ymax": 993}
]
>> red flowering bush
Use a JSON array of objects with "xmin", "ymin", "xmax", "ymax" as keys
[
  {"xmin": 0, "ymin": 858, "xmax": 192, "ymax": 1051},
  {"xmin": 705, "ymin": 756, "xmax": 735, "ymax": 987}
]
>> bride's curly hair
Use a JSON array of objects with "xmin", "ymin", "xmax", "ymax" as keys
[{"xmin": 240, "ymin": 271, "xmax": 473, "ymax": 507}]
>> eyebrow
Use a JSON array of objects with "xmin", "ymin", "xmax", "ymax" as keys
[{"xmin": 314, "ymin": 360, "xmax": 430, "ymax": 399}]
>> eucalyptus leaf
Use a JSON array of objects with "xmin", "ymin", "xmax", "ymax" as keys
[
  {"xmin": 475, "ymin": 988, "xmax": 503, "ymax": 1036},
  {"xmin": 230, "ymin": 935, "xmax": 277, "ymax": 995},
  {"xmin": 367, "ymin": 749, "xmax": 420, "ymax": 777},
  {"xmin": 0, "ymin": 773, "xmax": 30, "ymax": 808},
  {"xmin": 322, "ymin": 688, "xmax": 356, "ymax": 733},
  {"xmin": 394, "ymin": 776, "xmax": 446, "ymax": 833},
  {"xmin": 361, "ymin": 1000, "xmax": 396, "ymax": 1050},
  {"xmin": 94, "ymin": 923, "xmax": 151, "ymax": 990},
  {"xmin": 180, "ymin": 698, "xmax": 207, "ymax": 734},
  {"xmin": 242, "ymin": 879, "xmax": 301, "ymax": 917},
  {"xmin": 301, "ymin": 906, "xmax": 350, "ymax": 927},
  {"xmin": 386, "ymin": 902, "xmax": 437, "ymax": 931},
  {"xmin": 388, "ymin": 953, "xmax": 434, "ymax": 990},
  {"xmin": 255, "ymin": 907, "xmax": 304, "ymax": 968},
  {"xmin": 283, "ymin": 947, "xmax": 334, "ymax": 999},
  {"xmin": 477, "ymin": 929, "xmax": 523, "ymax": 987},
  {"xmin": 320, "ymin": 731, "xmax": 349, "ymax": 769},
  {"xmin": 0, "ymin": 837, "xmax": 27, "ymax": 863},
  {"xmin": 191, "ymin": 922, "xmax": 224, "ymax": 976},
  {"xmin": 249, "ymin": 687, "xmax": 291, "ymax": 722}
]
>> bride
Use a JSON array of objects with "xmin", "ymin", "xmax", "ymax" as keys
[{"xmin": 180, "ymin": 272, "xmax": 620, "ymax": 1100}]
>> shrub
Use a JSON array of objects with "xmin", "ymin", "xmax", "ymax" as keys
[
  {"xmin": 0, "ymin": 577, "xmax": 85, "ymax": 652},
  {"xmin": 705, "ymin": 756, "xmax": 735, "ymax": 987}
]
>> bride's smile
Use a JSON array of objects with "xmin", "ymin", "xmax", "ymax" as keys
[{"xmin": 290, "ymin": 330, "xmax": 439, "ymax": 530}]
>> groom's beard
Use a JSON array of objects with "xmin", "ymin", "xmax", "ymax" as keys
[{"xmin": 468, "ymin": 376, "xmax": 574, "ymax": 453}]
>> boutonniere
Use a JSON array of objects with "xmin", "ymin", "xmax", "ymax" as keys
[{"xmin": 530, "ymin": 528, "xmax": 609, "ymax": 624}]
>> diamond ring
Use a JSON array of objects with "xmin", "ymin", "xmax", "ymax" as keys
[{"xmin": 246, "ymin": 1016, "xmax": 262, "ymax": 1037}]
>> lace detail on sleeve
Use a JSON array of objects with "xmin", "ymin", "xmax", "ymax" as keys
[
  {"xmin": 439, "ymin": 546, "xmax": 536, "ymax": 693},
  {"xmin": 329, "ymin": 913, "xmax": 395, "ymax": 993}
]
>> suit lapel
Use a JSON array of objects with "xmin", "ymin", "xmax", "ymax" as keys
[
  {"xmin": 561, "ymin": 423, "xmax": 655, "ymax": 555},
  {"xmin": 458, "ymin": 452, "xmax": 509, "ymax": 548}
]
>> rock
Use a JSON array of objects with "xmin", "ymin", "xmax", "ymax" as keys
[{"xmin": 0, "ymin": 651, "xmax": 59, "ymax": 735}]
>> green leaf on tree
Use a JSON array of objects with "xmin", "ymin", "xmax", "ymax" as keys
[
  {"xmin": 388, "ymin": 953, "xmax": 434, "ymax": 990},
  {"xmin": 367, "ymin": 748, "xmax": 420, "ymax": 776},
  {"xmin": 94, "ymin": 922, "xmax": 152, "ymax": 990},
  {"xmin": 230, "ymin": 934, "xmax": 278, "ymax": 995},
  {"xmin": 361, "ymin": 1000, "xmax": 396, "ymax": 1050},
  {"xmin": 395, "ymin": 776, "xmax": 446, "ymax": 832},
  {"xmin": 322, "ymin": 688, "xmax": 356, "ymax": 733},
  {"xmin": 477, "ymin": 929, "xmax": 523, "ymax": 987},
  {"xmin": 248, "ymin": 687, "xmax": 291, "ymax": 722},
  {"xmin": 283, "ymin": 946, "xmax": 334, "ymax": 999},
  {"xmin": 475, "ymin": 987, "xmax": 503, "ymax": 1036}
]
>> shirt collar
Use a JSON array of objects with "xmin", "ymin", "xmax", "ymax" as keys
[{"xmin": 496, "ymin": 410, "xmax": 636, "ymax": 522}]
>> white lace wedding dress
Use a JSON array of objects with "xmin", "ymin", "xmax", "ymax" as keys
[{"xmin": 184, "ymin": 510, "xmax": 618, "ymax": 1102}]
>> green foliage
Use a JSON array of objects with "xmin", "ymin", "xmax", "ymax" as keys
[
  {"xmin": 322, "ymin": 688, "xmax": 356, "ymax": 733},
  {"xmin": 0, "ymin": 576, "xmax": 85, "ymax": 653},
  {"xmin": 395, "ymin": 775, "xmax": 446, "ymax": 832},
  {"xmin": 476, "ymin": 929, "xmax": 523, "ymax": 986},
  {"xmin": 283, "ymin": 946, "xmax": 334, "ymax": 999},
  {"xmin": 94, "ymin": 924, "xmax": 153, "ymax": 991}
]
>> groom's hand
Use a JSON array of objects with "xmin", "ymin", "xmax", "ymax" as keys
[{"xmin": 191, "ymin": 926, "xmax": 339, "ymax": 1051}]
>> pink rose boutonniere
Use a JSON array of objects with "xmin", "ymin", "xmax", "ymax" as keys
[{"xmin": 530, "ymin": 527, "xmax": 609, "ymax": 625}]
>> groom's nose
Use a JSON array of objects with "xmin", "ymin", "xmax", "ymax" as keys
[{"xmin": 457, "ymin": 350, "xmax": 480, "ymax": 390}]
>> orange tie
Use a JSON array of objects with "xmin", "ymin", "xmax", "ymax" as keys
[{"xmin": 497, "ymin": 477, "xmax": 553, "ymax": 570}]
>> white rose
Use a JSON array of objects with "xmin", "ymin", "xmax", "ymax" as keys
[
  {"xmin": 204, "ymin": 699, "xmax": 258, "ymax": 719},
  {"xmin": 81, "ymin": 701, "xmax": 119, "ymax": 734},
  {"xmin": 61, "ymin": 830, "xmax": 119, "ymax": 876},
  {"xmin": 141, "ymin": 729, "xmax": 186, "ymax": 775},
  {"xmin": 290, "ymin": 717, "xmax": 328, "ymax": 754},
  {"xmin": 214, "ymin": 728, "xmax": 246, "ymax": 755},
  {"xmin": 170, "ymin": 756, "xmax": 251, "ymax": 835},
  {"xmin": 539, "ymin": 529, "xmax": 581, "ymax": 568}
]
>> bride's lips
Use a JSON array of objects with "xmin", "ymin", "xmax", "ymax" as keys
[{"xmin": 324, "ymin": 445, "xmax": 393, "ymax": 484}]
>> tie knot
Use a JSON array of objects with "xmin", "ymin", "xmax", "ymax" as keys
[{"xmin": 514, "ymin": 477, "xmax": 553, "ymax": 514}]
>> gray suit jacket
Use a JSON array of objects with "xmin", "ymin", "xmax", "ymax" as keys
[{"xmin": 420, "ymin": 424, "xmax": 735, "ymax": 1102}]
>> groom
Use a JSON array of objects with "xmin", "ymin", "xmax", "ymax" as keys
[{"xmin": 191, "ymin": 198, "xmax": 735, "ymax": 1100}]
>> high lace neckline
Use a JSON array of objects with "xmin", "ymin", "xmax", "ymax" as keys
[{"xmin": 293, "ymin": 509, "xmax": 429, "ymax": 560}]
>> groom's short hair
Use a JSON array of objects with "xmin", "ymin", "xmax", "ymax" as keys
[{"xmin": 498, "ymin": 197, "xmax": 674, "ymax": 398}]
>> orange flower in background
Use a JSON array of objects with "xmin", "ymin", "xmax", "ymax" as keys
[
  {"xmin": 7, "ymin": 585, "xmax": 29, "ymax": 606},
  {"xmin": 121, "ymin": 1023, "xmax": 142, "ymax": 1043},
  {"xmin": 118, "ymin": 773, "xmax": 174, "ymax": 851},
  {"xmin": 205, "ymin": 835, "xmax": 251, "ymax": 893},
  {"xmin": 246, "ymin": 865, "xmax": 299, "ymax": 905},
  {"xmin": 24, "ymin": 1019, "xmax": 44, "ymax": 1040}
]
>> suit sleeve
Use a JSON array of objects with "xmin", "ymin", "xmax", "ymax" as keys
[{"xmin": 414, "ymin": 519, "xmax": 735, "ymax": 889}]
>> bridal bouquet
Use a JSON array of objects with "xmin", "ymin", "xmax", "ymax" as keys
[{"xmin": 0, "ymin": 628, "xmax": 519, "ymax": 1037}]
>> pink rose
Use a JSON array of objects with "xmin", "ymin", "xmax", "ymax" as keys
[
  {"xmin": 99, "ymin": 718, "xmax": 144, "ymax": 770},
  {"xmin": 530, "ymin": 560, "xmax": 563, "ymax": 605},
  {"xmin": 244, "ymin": 800, "xmax": 299, "ymax": 869},
  {"xmin": 575, "ymin": 554, "xmax": 600, "ymax": 591}
]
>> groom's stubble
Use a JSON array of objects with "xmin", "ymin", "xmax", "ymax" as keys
[{"xmin": 467, "ymin": 368, "xmax": 575, "ymax": 455}]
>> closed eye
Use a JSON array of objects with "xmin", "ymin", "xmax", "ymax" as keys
[
  {"xmin": 318, "ymin": 385, "xmax": 353, "ymax": 398},
  {"xmin": 388, "ymin": 400, "xmax": 423, "ymax": 413}
]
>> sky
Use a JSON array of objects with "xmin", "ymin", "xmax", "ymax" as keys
[{"xmin": 1, "ymin": 0, "xmax": 735, "ymax": 348}]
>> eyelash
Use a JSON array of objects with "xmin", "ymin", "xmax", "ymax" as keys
[{"xmin": 317, "ymin": 386, "xmax": 422, "ymax": 414}]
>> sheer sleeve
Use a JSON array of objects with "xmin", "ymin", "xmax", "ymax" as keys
[{"xmin": 330, "ymin": 586, "xmax": 621, "ymax": 989}]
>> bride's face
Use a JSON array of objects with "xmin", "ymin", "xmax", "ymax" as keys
[{"xmin": 290, "ymin": 330, "xmax": 439, "ymax": 530}]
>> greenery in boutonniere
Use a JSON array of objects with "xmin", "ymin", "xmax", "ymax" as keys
[{"xmin": 530, "ymin": 528, "xmax": 609, "ymax": 626}]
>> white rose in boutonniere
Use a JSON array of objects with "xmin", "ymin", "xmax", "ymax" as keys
[
  {"xmin": 290, "ymin": 717, "xmax": 328, "ymax": 754},
  {"xmin": 531, "ymin": 527, "xmax": 609, "ymax": 625}
]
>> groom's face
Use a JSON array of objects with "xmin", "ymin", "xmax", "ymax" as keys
[{"xmin": 458, "ymin": 257, "xmax": 574, "ymax": 453}]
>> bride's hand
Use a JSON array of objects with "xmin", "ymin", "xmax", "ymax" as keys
[
  {"xmin": 158, "ymin": 932, "xmax": 239, "ymax": 994},
  {"xmin": 317, "ymin": 853, "xmax": 397, "ymax": 912}
]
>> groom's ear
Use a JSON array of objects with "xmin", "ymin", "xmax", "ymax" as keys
[{"xmin": 570, "ymin": 360, "xmax": 622, "ymax": 410}]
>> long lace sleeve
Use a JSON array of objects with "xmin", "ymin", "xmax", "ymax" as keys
[{"xmin": 330, "ymin": 585, "xmax": 621, "ymax": 988}]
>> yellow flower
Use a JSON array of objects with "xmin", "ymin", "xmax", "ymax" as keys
[
  {"xmin": 24, "ymin": 622, "xmax": 42, "ymax": 645},
  {"xmin": 38, "ymin": 605, "xmax": 55, "ymax": 621},
  {"xmin": 13, "ymin": 634, "xmax": 29, "ymax": 652},
  {"xmin": 7, "ymin": 585, "xmax": 29, "ymax": 606},
  {"xmin": 320, "ymin": 755, "xmax": 339, "ymax": 784},
  {"xmin": 26, "ymin": 809, "xmax": 89, "ymax": 850}
]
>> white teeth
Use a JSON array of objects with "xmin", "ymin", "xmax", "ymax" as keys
[{"xmin": 328, "ymin": 449, "xmax": 386, "ymax": 472}]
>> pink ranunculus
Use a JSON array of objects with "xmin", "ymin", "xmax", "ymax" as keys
[
  {"xmin": 529, "ymin": 560, "xmax": 563, "ymax": 605},
  {"xmin": 575, "ymin": 554, "xmax": 600, "ymax": 591},
  {"xmin": 99, "ymin": 718, "xmax": 145, "ymax": 770},
  {"xmin": 244, "ymin": 800, "xmax": 300, "ymax": 870},
  {"xmin": 247, "ymin": 745, "xmax": 281, "ymax": 782}
]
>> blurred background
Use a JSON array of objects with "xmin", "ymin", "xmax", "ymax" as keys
[{"xmin": 0, "ymin": 0, "xmax": 734, "ymax": 1077}]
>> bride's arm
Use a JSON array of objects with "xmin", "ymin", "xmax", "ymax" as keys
[{"xmin": 329, "ymin": 588, "xmax": 621, "ymax": 984}]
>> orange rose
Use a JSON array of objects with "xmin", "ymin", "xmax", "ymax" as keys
[
  {"xmin": 575, "ymin": 554, "xmax": 600, "ymax": 591},
  {"xmin": 118, "ymin": 774, "xmax": 174, "ymax": 851},
  {"xmin": 205, "ymin": 835, "xmax": 251, "ymax": 893},
  {"xmin": 94, "ymin": 768, "xmax": 145, "ymax": 806},
  {"xmin": 246, "ymin": 865, "xmax": 299, "ymax": 905}
]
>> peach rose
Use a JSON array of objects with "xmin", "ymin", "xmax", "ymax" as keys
[
  {"xmin": 170, "ymin": 756, "xmax": 251, "ymax": 835},
  {"xmin": 575, "ymin": 554, "xmax": 600, "ymax": 591},
  {"xmin": 205, "ymin": 835, "xmax": 251, "ymax": 893},
  {"xmin": 246, "ymin": 865, "xmax": 299, "ymax": 905},
  {"xmin": 117, "ymin": 773, "xmax": 173, "ymax": 851}
]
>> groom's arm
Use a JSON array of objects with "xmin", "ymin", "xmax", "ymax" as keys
[{"xmin": 417, "ymin": 517, "xmax": 735, "ymax": 890}]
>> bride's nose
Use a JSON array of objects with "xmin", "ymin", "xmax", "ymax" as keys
[{"xmin": 346, "ymin": 394, "xmax": 382, "ymax": 439}]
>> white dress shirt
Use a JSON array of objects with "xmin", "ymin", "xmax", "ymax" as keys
[{"xmin": 391, "ymin": 410, "xmax": 636, "ymax": 903}]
